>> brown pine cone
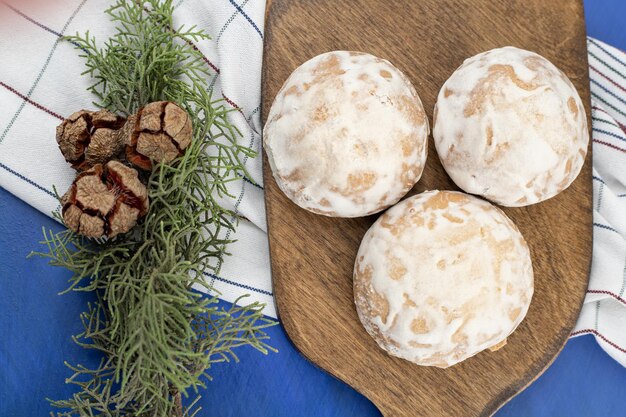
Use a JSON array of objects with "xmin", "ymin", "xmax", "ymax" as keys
[
  {"xmin": 125, "ymin": 101, "xmax": 193, "ymax": 170},
  {"xmin": 56, "ymin": 109, "xmax": 126, "ymax": 171},
  {"xmin": 61, "ymin": 160, "xmax": 149, "ymax": 238}
]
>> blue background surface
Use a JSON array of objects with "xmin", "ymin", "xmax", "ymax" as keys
[{"xmin": 2, "ymin": 0, "xmax": 626, "ymax": 415}]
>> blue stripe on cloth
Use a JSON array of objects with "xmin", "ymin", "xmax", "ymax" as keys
[
  {"xmin": 589, "ymin": 50, "xmax": 626, "ymax": 82},
  {"xmin": 210, "ymin": 105, "xmax": 263, "ymax": 287},
  {"xmin": 217, "ymin": 0, "xmax": 251, "ymax": 44},
  {"xmin": 214, "ymin": 137, "xmax": 258, "ymax": 278},
  {"xmin": 593, "ymin": 128, "xmax": 626, "ymax": 142},
  {"xmin": 593, "ymin": 117, "xmax": 625, "ymax": 130},
  {"xmin": 591, "ymin": 78, "xmax": 626, "ymax": 107},
  {"xmin": 592, "ymin": 179, "xmax": 626, "ymax": 197},
  {"xmin": 594, "ymin": 222, "xmax": 619, "ymax": 234},
  {"xmin": 226, "ymin": 0, "xmax": 263, "ymax": 39},
  {"xmin": 597, "ymin": 182, "xmax": 605, "ymax": 210},
  {"xmin": 592, "ymin": 93, "xmax": 626, "ymax": 119},
  {"xmin": 0, "ymin": 162, "xmax": 55, "ymax": 198},
  {"xmin": 243, "ymin": 175, "xmax": 263, "ymax": 190},
  {"xmin": 589, "ymin": 38, "xmax": 626, "ymax": 69},
  {"xmin": 205, "ymin": 272, "xmax": 273, "ymax": 296}
]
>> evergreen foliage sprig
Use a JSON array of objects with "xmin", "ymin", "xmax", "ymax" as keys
[{"xmin": 31, "ymin": 1, "xmax": 276, "ymax": 415}]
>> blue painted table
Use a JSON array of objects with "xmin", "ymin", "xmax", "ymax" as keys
[{"xmin": 2, "ymin": 1, "xmax": 626, "ymax": 415}]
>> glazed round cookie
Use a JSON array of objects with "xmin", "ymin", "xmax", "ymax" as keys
[
  {"xmin": 353, "ymin": 190, "xmax": 534, "ymax": 368},
  {"xmin": 433, "ymin": 46, "xmax": 589, "ymax": 207},
  {"xmin": 264, "ymin": 51, "xmax": 429, "ymax": 217}
]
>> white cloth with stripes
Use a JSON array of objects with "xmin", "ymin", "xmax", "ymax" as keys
[
  {"xmin": 1, "ymin": 1, "xmax": 626, "ymax": 365},
  {"xmin": 0, "ymin": 0, "xmax": 275, "ymax": 316},
  {"xmin": 572, "ymin": 39, "xmax": 626, "ymax": 367}
]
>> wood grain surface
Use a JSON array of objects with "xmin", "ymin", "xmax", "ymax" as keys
[{"xmin": 261, "ymin": 1, "xmax": 592, "ymax": 416}]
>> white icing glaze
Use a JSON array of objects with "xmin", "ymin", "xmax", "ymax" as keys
[
  {"xmin": 264, "ymin": 51, "xmax": 429, "ymax": 217},
  {"xmin": 354, "ymin": 190, "xmax": 534, "ymax": 368},
  {"xmin": 433, "ymin": 47, "xmax": 589, "ymax": 207}
]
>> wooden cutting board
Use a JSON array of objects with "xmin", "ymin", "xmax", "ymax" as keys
[{"xmin": 261, "ymin": 1, "xmax": 592, "ymax": 416}]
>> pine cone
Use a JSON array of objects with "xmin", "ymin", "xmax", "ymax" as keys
[
  {"xmin": 125, "ymin": 101, "xmax": 193, "ymax": 170},
  {"xmin": 61, "ymin": 160, "xmax": 149, "ymax": 238},
  {"xmin": 56, "ymin": 109, "xmax": 126, "ymax": 171}
]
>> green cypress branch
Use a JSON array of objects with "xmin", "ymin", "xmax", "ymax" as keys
[{"xmin": 31, "ymin": 1, "xmax": 277, "ymax": 415}]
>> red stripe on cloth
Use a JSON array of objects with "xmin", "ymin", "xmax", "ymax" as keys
[
  {"xmin": 571, "ymin": 329, "xmax": 626, "ymax": 354},
  {"xmin": 587, "ymin": 289, "xmax": 626, "ymax": 305},
  {"xmin": 593, "ymin": 138, "xmax": 626, "ymax": 153},
  {"xmin": 0, "ymin": 81, "xmax": 64, "ymax": 120},
  {"xmin": 188, "ymin": 42, "xmax": 220, "ymax": 74},
  {"xmin": 222, "ymin": 93, "xmax": 240, "ymax": 109},
  {"xmin": 222, "ymin": 93, "xmax": 246, "ymax": 118},
  {"xmin": 590, "ymin": 64, "xmax": 626, "ymax": 94}
]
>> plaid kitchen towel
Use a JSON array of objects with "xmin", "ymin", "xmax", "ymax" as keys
[{"xmin": 1, "ymin": 1, "xmax": 626, "ymax": 365}]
